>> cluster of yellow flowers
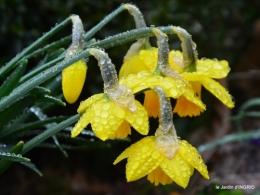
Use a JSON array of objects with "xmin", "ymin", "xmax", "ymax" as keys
[{"xmin": 61, "ymin": 5, "xmax": 234, "ymax": 188}]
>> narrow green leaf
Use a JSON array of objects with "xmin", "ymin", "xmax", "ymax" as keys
[
  {"xmin": 0, "ymin": 116, "xmax": 68, "ymax": 139},
  {"xmin": 0, "ymin": 17, "xmax": 71, "ymax": 77},
  {"xmin": 36, "ymin": 95, "xmax": 66, "ymax": 106},
  {"xmin": 22, "ymin": 114, "xmax": 80, "ymax": 154},
  {"xmin": 0, "ymin": 152, "xmax": 30, "ymax": 162},
  {"xmin": 0, "ymin": 141, "xmax": 24, "ymax": 175},
  {"xmin": 0, "ymin": 95, "xmax": 35, "ymax": 130},
  {"xmin": 197, "ymin": 129, "xmax": 260, "ymax": 153},
  {"xmin": 240, "ymin": 98, "xmax": 260, "ymax": 112},
  {"xmin": 0, "ymin": 60, "xmax": 27, "ymax": 98},
  {"xmin": 30, "ymin": 86, "xmax": 51, "ymax": 95},
  {"xmin": 20, "ymin": 161, "xmax": 42, "ymax": 176},
  {"xmin": 52, "ymin": 135, "xmax": 68, "ymax": 157},
  {"xmin": 45, "ymin": 48, "xmax": 65, "ymax": 63},
  {"xmin": 19, "ymin": 56, "xmax": 62, "ymax": 83}
]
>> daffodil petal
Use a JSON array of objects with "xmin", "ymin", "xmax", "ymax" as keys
[
  {"xmin": 182, "ymin": 88, "xmax": 206, "ymax": 110},
  {"xmin": 62, "ymin": 60, "xmax": 87, "ymax": 104},
  {"xmin": 120, "ymin": 56, "xmax": 149, "ymax": 78},
  {"xmin": 125, "ymin": 137, "xmax": 164, "ymax": 181},
  {"xmin": 125, "ymin": 100, "xmax": 149, "ymax": 135},
  {"xmin": 200, "ymin": 78, "xmax": 234, "ymax": 108},
  {"xmin": 90, "ymin": 100, "xmax": 126, "ymax": 141},
  {"xmin": 77, "ymin": 93, "xmax": 104, "ymax": 113},
  {"xmin": 113, "ymin": 136, "xmax": 146, "ymax": 165},
  {"xmin": 178, "ymin": 140, "xmax": 209, "ymax": 179},
  {"xmin": 160, "ymin": 152, "xmax": 194, "ymax": 188},
  {"xmin": 197, "ymin": 59, "xmax": 230, "ymax": 78},
  {"xmin": 119, "ymin": 71, "xmax": 152, "ymax": 93},
  {"xmin": 71, "ymin": 110, "xmax": 91, "ymax": 138}
]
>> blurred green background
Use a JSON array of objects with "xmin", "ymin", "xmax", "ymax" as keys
[{"xmin": 0, "ymin": 0, "xmax": 260, "ymax": 194}]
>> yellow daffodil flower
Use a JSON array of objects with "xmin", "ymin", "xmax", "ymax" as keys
[
  {"xmin": 71, "ymin": 48, "xmax": 149, "ymax": 141},
  {"xmin": 114, "ymin": 86, "xmax": 209, "ymax": 188},
  {"xmin": 119, "ymin": 69, "xmax": 206, "ymax": 118},
  {"xmin": 169, "ymin": 50, "xmax": 234, "ymax": 116},
  {"xmin": 119, "ymin": 47, "xmax": 234, "ymax": 117},
  {"xmin": 114, "ymin": 136, "xmax": 209, "ymax": 188},
  {"xmin": 71, "ymin": 93, "xmax": 149, "ymax": 141}
]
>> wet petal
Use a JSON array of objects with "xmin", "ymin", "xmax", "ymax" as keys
[
  {"xmin": 71, "ymin": 110, "xmax": 91, "ymax": 137},
  {"xmin": 77, "ymin": 93, "xmax": 104, "ymax": 113},
  {"xmin": 90, "ymin": 100, "xmax": 126, "ymax": 141},
  {"xmin": 113, "ymin": 137, "xmax": 148, "ymax": 165},
  {"xmin": 62, "ymin": 60, "xmax": 87, "ymax": 104},
  {"xmin": 182, "ymin": 87, "xmax": 206, "ymax": 110},
  {"xmin": 178, "ymin": 140, "xmax": 209, "ymax": 179},
  {"xmin": 125, "ymin": 100, "xmax": 149, "ymax": 135},
  {"xmin": 200, "ymin": 78, "xmax": 234, "ymax": 108},
  {"xmin": 197, "ymin": 59, "xmax": 230, "ymax": 78},
  {"xmin": 119, "ymin": 71, "xmax": 152, "ymax": 93},
  {"xmin": 125, "ymin": 137, "xmax": 164, "ymax": 181},
  {"xmin": 110, "ymin": 120, "xmax": 131, "ymax": 139},
  {"xmin": 160, "ymin": 152, "xmax": 194, "ymax": 188}
]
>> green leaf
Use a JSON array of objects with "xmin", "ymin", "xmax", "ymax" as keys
[
  {"xmin": 0, "ymin": 60, "xmax": 27, "ymax": 98},
  {"xmin": 0, "ymin": 152, "xmax": 30, "ymax": 162},
  {"xmin": 197, "ymin": 129, "xmax": 260, "ymax": 153},
  {"xmin": 240, "ymin": 98, "xmax": 260, "ymax": 112},
  {"xmin": 0, "ymin": 95, "xmax": 35, "ymax": 130},
  {"xmin": 0, "ymin": 116, "xmax": 68, "ymax": 139},
  {"xmin": 30, "ymin": 86, "xmax": 51, "ymax": 95},
  {"xmin": 36, "ymin": 95, "xmax": 66, "ymax": 106},
  {"xmin": 52, "ymin": 135, "xmax": 68, "ymax": 157},
  {"xmin": 0, "ymin": 16, "xmax": 71, "ymax": 77},
  {"xmin": 22, "ymin": 114, "xmax": 80, "ymax": 154},
  {"xmin": 0, "ymin": 141, "xmax": 25, "ymax": 174},
  {"xmin": 20, "ymin": 161, "xmax": 42, "ymax": 176}
]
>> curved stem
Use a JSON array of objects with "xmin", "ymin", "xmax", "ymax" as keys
[
  {"xmin": 124, "ymin": 4, "xmax": 146, "ymax": 28},
  {"xmin": 65, "ymin": 15, "xmax": 85, "ymax": 59},
  {"xmin": 172, "ymin": 26, "xmax": 197, "ymax": 72},
  {"xmin": 89, "ymin": 48, "xmax": 118, "ymax": 90}
]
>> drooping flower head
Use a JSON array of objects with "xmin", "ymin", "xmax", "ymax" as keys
[
  {"xmin": 114, "ymin": 86, "xmax": 209, "ymax": 188},
  {"xmin": 119, "ymin": 28, "xmax": 206, "ymax": 117},
  {"xmin": 62, "ymin": 15, "xmax": 87, "ymax": 104},
  {"xmin": 71, "ymin": 48, "xmax": 149, "ymax": 141},
  {"xmin": 169, "ymin": 48, "xmax": 234, "ymax": 117},
  {"xmin": 119, "ymin": 26, "xmax": 234, "ymax": 117}
]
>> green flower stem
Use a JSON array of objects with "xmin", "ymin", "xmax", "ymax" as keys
[
  {"xmin": 22, "ymin": 114, "xmax": 80, "ymax": 154},
  {"xmin": 0, "ymin": 17, "xmax": 71, "ymax": 77},
  {"xmin": 197, "ymin": 129, "xmax": 260, "ymax": 153}
]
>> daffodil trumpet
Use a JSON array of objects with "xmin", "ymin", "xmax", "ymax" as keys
[
  {"xmin": 71, "ymin": 48, "xmax": 149, "ymax": 141},
  {"xmin": 114, "ymin": 86, "xmax": 209, "ymax": 188},
  {"xmin": 62, "ymin": 15, "xmax": 88, "ymax": 104}
]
